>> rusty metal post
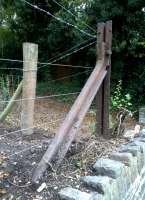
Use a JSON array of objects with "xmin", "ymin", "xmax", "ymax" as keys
[
  {"xmin": 32, "ymin": 21, "xmax": 112, "ymax": 184},
  {"xmin": 102, "ymin": 21, "xmax": 112, "ymax": 137},
  {"xmin": 96, "ymin": 21, "xmax": 112, "ymax": 137},
  {"xmin": 96, "ymin": 22, "xmax": 105, "ymax": 135}
]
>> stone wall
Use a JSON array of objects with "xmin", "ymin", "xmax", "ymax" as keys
[{"xmin": 58, "ymin": 129, "xmax": 145, "ymax": 200}]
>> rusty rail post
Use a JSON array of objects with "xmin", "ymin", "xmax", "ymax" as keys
[
  {"xmin": 102, "ymin": 21, "xmax": 112, "ymax": 137},
  {"xmin": 96, "ymin": 21, "xmax": 112, "ymax": 137},
  {"xmin": 96, "ymin": 22, "xmax": 105, "ymax": 136},
  {"xmin": 32, "ymin": 21, "xmax": 112, "ymax": 185}
]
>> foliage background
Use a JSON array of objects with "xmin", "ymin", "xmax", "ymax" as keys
[{"xmin": 0, "ymin": 0, "xmax": 145, "ymax": 108}]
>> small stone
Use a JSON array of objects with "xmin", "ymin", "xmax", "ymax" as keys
[
  {"xmin": 140, "ymin": 131, "xmax": 145, "ymax": 139},
  {"xmin": 119, "ymin": 145, "xmax": 141, "ymax": 156},
  {"xmin": 80, "ymin": 176, "xmax": 113, "ymax": 194},
  {"xmin": 110, "ymin": 152, "xmax": 133, "ymax": 166},
  {"xmin": 32, "ymin": 162, "xmax": 36, "ymax": 166},
  {"xmin": 37, "ymin": 183, "xmax": 47, "ymax": 193},
  {"xmin": 54, "ymin": 186, "xmax": 58, "ymax": 190},
  {"xmin": 34, "ymin": 195, "xmax": 43, "ymax": 200},
  {"xmin": 138, "ymin": 138, "xmax": 145, "ymax": 143},
  {"xmin": 93, "ymin": 158, "xmax": 125, "ymax": 179},
  {"xmin": 30, "ymin": 148, "xmax": 35, "ymax": 154},
  {"xmin": 129, "ymin": 141, "xmax": 145, "ymax": 153},
  {"xmin": 59, "ymin": 187, "xmax": 92, "ymax": 200},
  {"xmin": 123, "ymin": 130, "xmax": 136, "ymax": 140},
  {"xmin": 13, "ymin": 162, "xmax": 17, "ymax": 165}
]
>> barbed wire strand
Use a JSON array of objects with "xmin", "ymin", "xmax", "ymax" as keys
[
  {"xmin": 47, "ymin": 70, "xmax": 91, "ymax": 83},
  {"xmin": 0, "ymin": 38, "xmax": 94, "ymax": 65},
  {"xmin": 0, "ymin": 69, "xmax": 93, "ymax": 103},
  {"xmin": 8, "ymin": 143, "xmax": 43, "ymax": 158},
  {"xmin": 0, "ymin": 127, "xmax": 34, "ymax": 138},
  {"xmin": 38, "ymin": 40, "xmax": 96, "ymax": 69},
  {"xmin": 0, "ymin": 91, "xmax": 80, "ymax": 103},
  {"xmin": 0, "ymin": 70, "xmax": 90, "ymax": 86},
  {"xmin": 45, "ymin": 38, "xmax": 95, "ymax": 63},
  {"xmin": 0, "ymin": 67, "xmax": 23, "ymax": 71},
  {"xmin": 0, "ymin": 74, "xmax": 23, "ymax": 78},
  {"xmin": 0, "ymin": 118, "xmax": 64, "ymax": 138},
  {"xmin": 0, "ymin": 38, "xmax": 96, "ymax": 71},
  {"xmin": 21, "ymin": 0, "xmax": 96, "ymax": 38},
  {"xmin": 7, "ymin": 124, "xmax": 93, "ymax": 158},
  {"xmin": 51, "ymin": 0, "xmax": 96, "ymax": 33},
  {"xmin": 0, "ymin": 58, "xmax": 91, "ymax": 69},
  {"xmin": 0, "ymin": 128, "xmax": 7, "ymax": 129},
  {"xmin": 39, "ymin": 63, "xmax": 91, "ymax": 69}
]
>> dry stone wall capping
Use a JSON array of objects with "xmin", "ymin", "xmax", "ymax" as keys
[{"xmin": 58, "ymin": 129, "xmax": 145, "ymax": 200}]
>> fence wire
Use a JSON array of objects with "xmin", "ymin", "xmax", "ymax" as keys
[{"xmin": 21, "ymin": 0, "xmax": 96, "ymax": 38}]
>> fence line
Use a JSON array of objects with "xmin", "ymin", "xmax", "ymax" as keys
[
  {"xmin": 0, "ymin": 118, "xmax": 65, "ymax": 138},
  {"xmin": 0, "ymin": 40, "xmax": 96, "ymax": 70},
  {"xmin": 0, "ymin": 38, "xmax": 95, "ymax": 70},
  {"xmin": 0, "ymin": 127, "xmax": 34, "ymax": 138},
  {"xmin": 0, "ymin": 92, "xmax": 80, "ymax": 103},
  {"xmin": 21, "ymin": 0, "xmax": 96, "ymax": 38},
  {"xmin": 8, "ymin": 143, "xmax": 43, "ymax": 158},
  {"xmin": 0, "ymin": 69, "xmax": 91, "ymax": 104},
  {"xmin": 45, "ymin": 38, "xmax": 95, "ymax": 63},
  {"xmin": 38, "ymin": 40, "xmax": 96, "ymax": 69},
  {"xmin": 5, "ymin": 121, "xmax": 93, "ymax": 159},
  {"xmin": 0, "ymin": 59, "xmax": 91, "ymax": 69},
  {"xmin": 0, "ymin": 70, "xmax": 90, "ymax": 87},
  {"xmin": 47, "ymin": 70, "xmax": 91, "ymax": 83},
  {"xmin": 0, "ymin": 74, "xmax": 23, "ymax": 77},
  {"xmin": 0, "ymin": 58, "xmax": 90, "ymax": 68},
  {"xmin": 0, "ymin": 67, "xmax": 23, "ymax": 71},
  {"xmin": 51, "ymin": 0, "xmax": 96, "ymax": 33},
  {"xmin": 38, "ymin": 63, "xmax": 91, "ymax": 69}
]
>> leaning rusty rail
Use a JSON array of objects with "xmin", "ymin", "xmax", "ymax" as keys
[{"xmin": 32, "ymin": 21, "xmax": 112, "ymax": 184}]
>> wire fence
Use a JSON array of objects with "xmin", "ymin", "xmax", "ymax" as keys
[
  {"xmin": 21, "ymin": 0, "xmax": 96, "ymax": 39},
  {"xmin": 0, "ymin": 59, "xmax": 96, "ymax": 159},
  {"xmin": 0, "ymin": 38, "xmax": 96, "ymax": 72},
  {"xmin": 51, "ymin": 0, "xmax": 96, "ymax": 34},
  {"xmin": 0, "ymin": 2, "xmax": 97, "ymax": 182},
  {"xmin": 0, "ymin": 70, "xmax": 95, "ymax": 159},
  {"xmin": 0, "ymin": 69, "xmax": 96, "ymax": 180}
]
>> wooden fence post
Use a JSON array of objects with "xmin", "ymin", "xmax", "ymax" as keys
[
  {"xmin": 0, "ymin": 81, "xmax": 22, "ymax": 122},
  {"xmin": 96, "ymin": 22, "xmax": 105, "ymax": 135},
  {"xmin": 96, "ymin": 21, "xmax": 112, "ymax": 137},
  {"xmin": 21, "ymin": 43, "xmax": 38, "ymax": 135},
  {"xmin": 102, "ymin": 21, "xmax": 112, "ymax": 137}
]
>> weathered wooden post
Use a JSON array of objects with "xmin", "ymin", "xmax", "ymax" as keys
[
  {"xmin": 96, "ymin": 22, "xmax": 105, "ymax": 136},
  {"xmin": 96, "ymin": 21, "xmax": 112, "ymax": 137},
  {"xmin": 21, "ymin": 43, "xmax": 38, "ymax": 135},
  {"xmin": 0, "ymin": 81, "xmax": 22, "ymax": 122},
  {"xmin": 32, "ymin": 21, "xmax": 112, "ymax": 184},
  {"xmin": 102, "ymin": 21, "xmax": 112, "ymax": 137}
]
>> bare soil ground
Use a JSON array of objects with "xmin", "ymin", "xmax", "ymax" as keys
[
  {"xmin": 0, "ymin": 99, "xmax": 132, "ymax": 200},
  {"xmin": 5, "ymin": 99, "xmax": 96, "ymax": 139}
]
